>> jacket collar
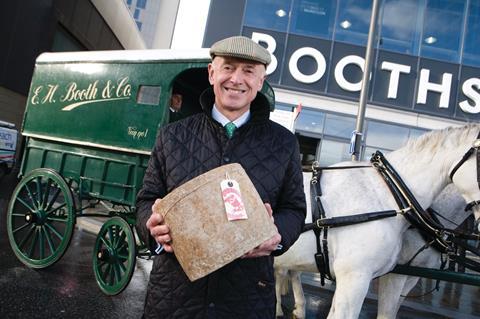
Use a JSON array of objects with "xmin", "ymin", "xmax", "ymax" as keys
[{"xmin": 199, "ymin": 88, "xmax": 270, "ymax": 124}]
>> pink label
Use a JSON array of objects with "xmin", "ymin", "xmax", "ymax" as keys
[{"xmin": 221, "ymin": 179, "xmax": 248, "ymax": 221}]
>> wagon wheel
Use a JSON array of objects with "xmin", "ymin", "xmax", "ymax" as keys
[
  {"xmin": 93, "ymin": 217, "xmax": 136, "ymax": 295},
  {"xmin": 7, "ymin": 168, "xmax": 76, "ymax": 268}
]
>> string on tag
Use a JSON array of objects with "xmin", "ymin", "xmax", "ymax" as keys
[{"xmin": 225, "ymin": 172, "xmax": 233, "ymax": 187}]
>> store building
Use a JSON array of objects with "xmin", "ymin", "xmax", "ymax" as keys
[
  {"xmin": 124, "ymin": 0, "xmax": 162, "ymax": 48},
  {"xmin": 3, "ymin": 0, "xmax": 479, "ymax": 168},
  {"xmin": 195, "ymin": 0, "xmax": 480, "ymax": 166},
  {"xmin": 0, "ymin": 0, "xmax": 144, "ymax": 129}
]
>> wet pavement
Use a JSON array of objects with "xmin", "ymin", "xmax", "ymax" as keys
[
  {"xmin": 0, "ymin": 173, "xmax": 150, "ymax": 318},
  {"xmin": 1, "ymin": 172, "xmax": 480, "ymax": 318},
  {"xmin": 279, "ymin": 273, "xmax": 480, "ymax": 318}
]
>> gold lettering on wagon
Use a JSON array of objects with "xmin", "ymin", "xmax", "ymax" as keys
[
  {"xmin": 128, "ymin": 126, "xmax": 149, "ymax": 140},
  {"xmin": 30, "ymin": 77, "xmax": 132, "ymax": 111}
]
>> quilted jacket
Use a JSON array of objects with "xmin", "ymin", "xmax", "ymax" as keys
[{"xmin": 136, "ymin": 88, "xmax": 306, "ymax": 319}]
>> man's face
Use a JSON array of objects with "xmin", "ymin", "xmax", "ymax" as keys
[
  {"xmin": 208, "ymin": 56, "xmax": 266, "ymax": 117},
  {"xmin": 170, "ymin": 93, "xmax": 182, "ymax": 112}
]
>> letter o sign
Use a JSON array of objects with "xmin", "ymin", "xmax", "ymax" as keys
[
  {"xmin": 289, "ymin": 47, "xmax": 326, "ymax": 84},
  {"xmin": 335, "ymin": 55, "xmax": 365, "ymax": 92}
]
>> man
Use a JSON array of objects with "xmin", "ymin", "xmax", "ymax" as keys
[
  {"xmin": 169, "ymin": 93, "xmax": 183, "ymax": 119},
  {"xmin": 169, "ymin": 84, "xmax": 184, "ymax": 123},
  {"xmin": 136, "ymin": 36, "xmax": 306, "ymax": 318}
]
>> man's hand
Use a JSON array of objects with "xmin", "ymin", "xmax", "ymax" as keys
[
  {"xmin": 242, "ymin": 203, "xmax": 281, "ymax": 258},
  {"xmin": 146, "ymin": 198, "xmax": 173, "ymax": 253}
]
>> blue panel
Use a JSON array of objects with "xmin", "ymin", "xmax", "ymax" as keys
[
  {"xmin": 378, "ymin": 0, "xmax": 422, "ymax": 56},
  {"xmin": 289, "ymin": 0, "xmax": 336, "ymax": 40},
  {"xmin": 420, "ymin": 0, "xmax": 465, "ymax": 63},
  {"xmin": 134, "ymin": 8, "xmax": 140, "ymax": 19},
  {"xmin": 463, "ymin": 1, "xmax": 480, "ymax": 67},
  {"xmin": 243, "ymin": 0, "xmax": 291, "ymax": 32},
  {"xmin": 334, "ymin": 0, "xmax": 372, "ymax": 46},
  {"xmin": 136, "ymin": 0, "xmax": 147, "ymax": 9}
]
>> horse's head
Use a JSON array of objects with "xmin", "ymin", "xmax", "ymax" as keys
[{"xmin": 449, "ymin": 133, "xmax": 480, "ymax": 232}]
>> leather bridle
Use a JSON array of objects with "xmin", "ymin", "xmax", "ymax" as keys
[
  {"xmin": 449, "ymin": 131, "xmax": 480, "ymax": 213},
  {"xmin": 305, "ymin": 132, "xmax": 480, "ymax": 283}
]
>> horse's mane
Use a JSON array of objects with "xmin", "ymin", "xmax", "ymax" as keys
[{"xmin": 403, "ymin": 123, "xmax": 480, "ymax": 155}]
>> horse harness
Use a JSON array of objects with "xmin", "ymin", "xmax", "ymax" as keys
[
  {"xmin": 304, "ymin": 136, "xmax": 480, "ymax": 285},
  {"xmin": 449, "ymin": 134, "xmax": 480, "ymax": 211}
]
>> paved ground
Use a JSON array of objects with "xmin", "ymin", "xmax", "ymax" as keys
[
  {"xmin": 0, "ymin": 173, "xmax": 149, "ymax": 319},
  {"xmin": 1, "ymin": 172, "xmax": 480, "ymax": 318},
  {"xmin": 278, "ymin": 273, "xmax": 480, "ymax": 319}
]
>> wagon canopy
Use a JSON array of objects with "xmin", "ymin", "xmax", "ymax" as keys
[
  {"xmin": 22, "ymin": 50, "xmax": 210, "ymax": 154},
  {"xmin": 23, "ymin": 49, "xmax": 275, "ymax": 155}
]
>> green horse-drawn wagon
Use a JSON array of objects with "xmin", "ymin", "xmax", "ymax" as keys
[{"xmin": 6, "ymin": 49, "xmax": 275, "ymax": 295}]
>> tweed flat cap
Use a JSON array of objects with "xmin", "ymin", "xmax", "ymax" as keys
[{"xmin": 210, "ymin": 36, "xmax": 271, "ymax": 66}]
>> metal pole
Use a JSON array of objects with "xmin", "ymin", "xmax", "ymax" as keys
[{"xmin": 351, "ymin": 0, "xmax": 381, "ymax": 161}]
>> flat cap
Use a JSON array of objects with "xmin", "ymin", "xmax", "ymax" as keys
[{"xmin": 210, "ymin": 36, "xmax": 271, "ymax": 66}]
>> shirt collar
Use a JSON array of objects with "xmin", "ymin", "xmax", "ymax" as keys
[{"xmin": 212, "ymin": 104, "xmax": 251, "ymax": 128}]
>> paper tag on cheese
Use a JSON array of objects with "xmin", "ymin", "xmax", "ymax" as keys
[{"xmin": 221, "ymin": 179, "xmax": 248, "ymax": 221}]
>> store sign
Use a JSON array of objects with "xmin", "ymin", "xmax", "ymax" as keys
[{"xmin": 245, "ymin": 28, "xmax": 480, "ymax": 121}]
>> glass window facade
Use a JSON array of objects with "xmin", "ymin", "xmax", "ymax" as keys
[
  {"xmin": 243, "ymin": 0, "xmax": 292, "ymax": 32},
  {"xmin": 334, "ymin": 0, "xmax": 372, "ymax": 46},
  {"xmin": 136, "ymin": 0, "xmax": 147, "ymax": 9},
  {"xmin": 242, "ymin": 1, "xmax": 461, "ymax": 166},
  {"xmin": 290, "ymin": 0, "xmax": 337, "ymax": 39},
  {"xmin": 296, "ymin": 134, "xmax": 319, "ymax": 168},
  {"xmin": 365, "ymin": 120, "xmax": 410, "ymax": 150},
  {"xmin": 243, "ymin": 0, "xmax": 479, "ymax": 64},
  {"xmin": 292, "ymin": 106, "xmax": 427, "ymax": 166},
  {"xmin": 463, "ymin": 1, "xmax": 480, "ymax": 67},
  {"xmin": 378, "ymin": 0, "xmax": 422, "ymax": 55},
  {"xmin": 323, "ymin": 113, "xmax": 355, "ymax": 139},
  {"xmin": 319, "ymin": 139, "xmax": 351, "ymax": 165},
  {"xmin": 420, "ymin": 0, "xmax": 466, "ymax": 63},
  {"xmin": 295, "ymin": 108, "xmax": 325, "ymax": 134},
  {"xmin": 364, "ymin": 146, "xmax": 390, "ymax": 159}
]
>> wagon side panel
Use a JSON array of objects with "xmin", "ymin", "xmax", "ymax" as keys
[
  {"xmin": 19, "ymin": 57, "xmax": 208, "ymax": 206},
  {"xmin": 22, "ymin": 60, "xmax": 206, "ymax": 153}
]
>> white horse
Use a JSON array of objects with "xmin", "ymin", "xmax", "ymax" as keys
[
  {"xmin": 275, "ymin": 172, "xmax": 316, "ymax": 318},
  {"xmin": 275, "ymin": 183, "xmax": 470, "ymax": 318},
  {"xmin": 274, "ymin": 124, "xmax": 480, "ymax": 319},
  {"xmin": 377, "ymin": 184, "xmax": 471, "ymax": 318}
]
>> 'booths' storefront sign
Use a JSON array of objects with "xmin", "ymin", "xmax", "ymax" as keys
[{"xmin": 244, "ymin": 28, "xmax": 480, "ymax": 121}]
